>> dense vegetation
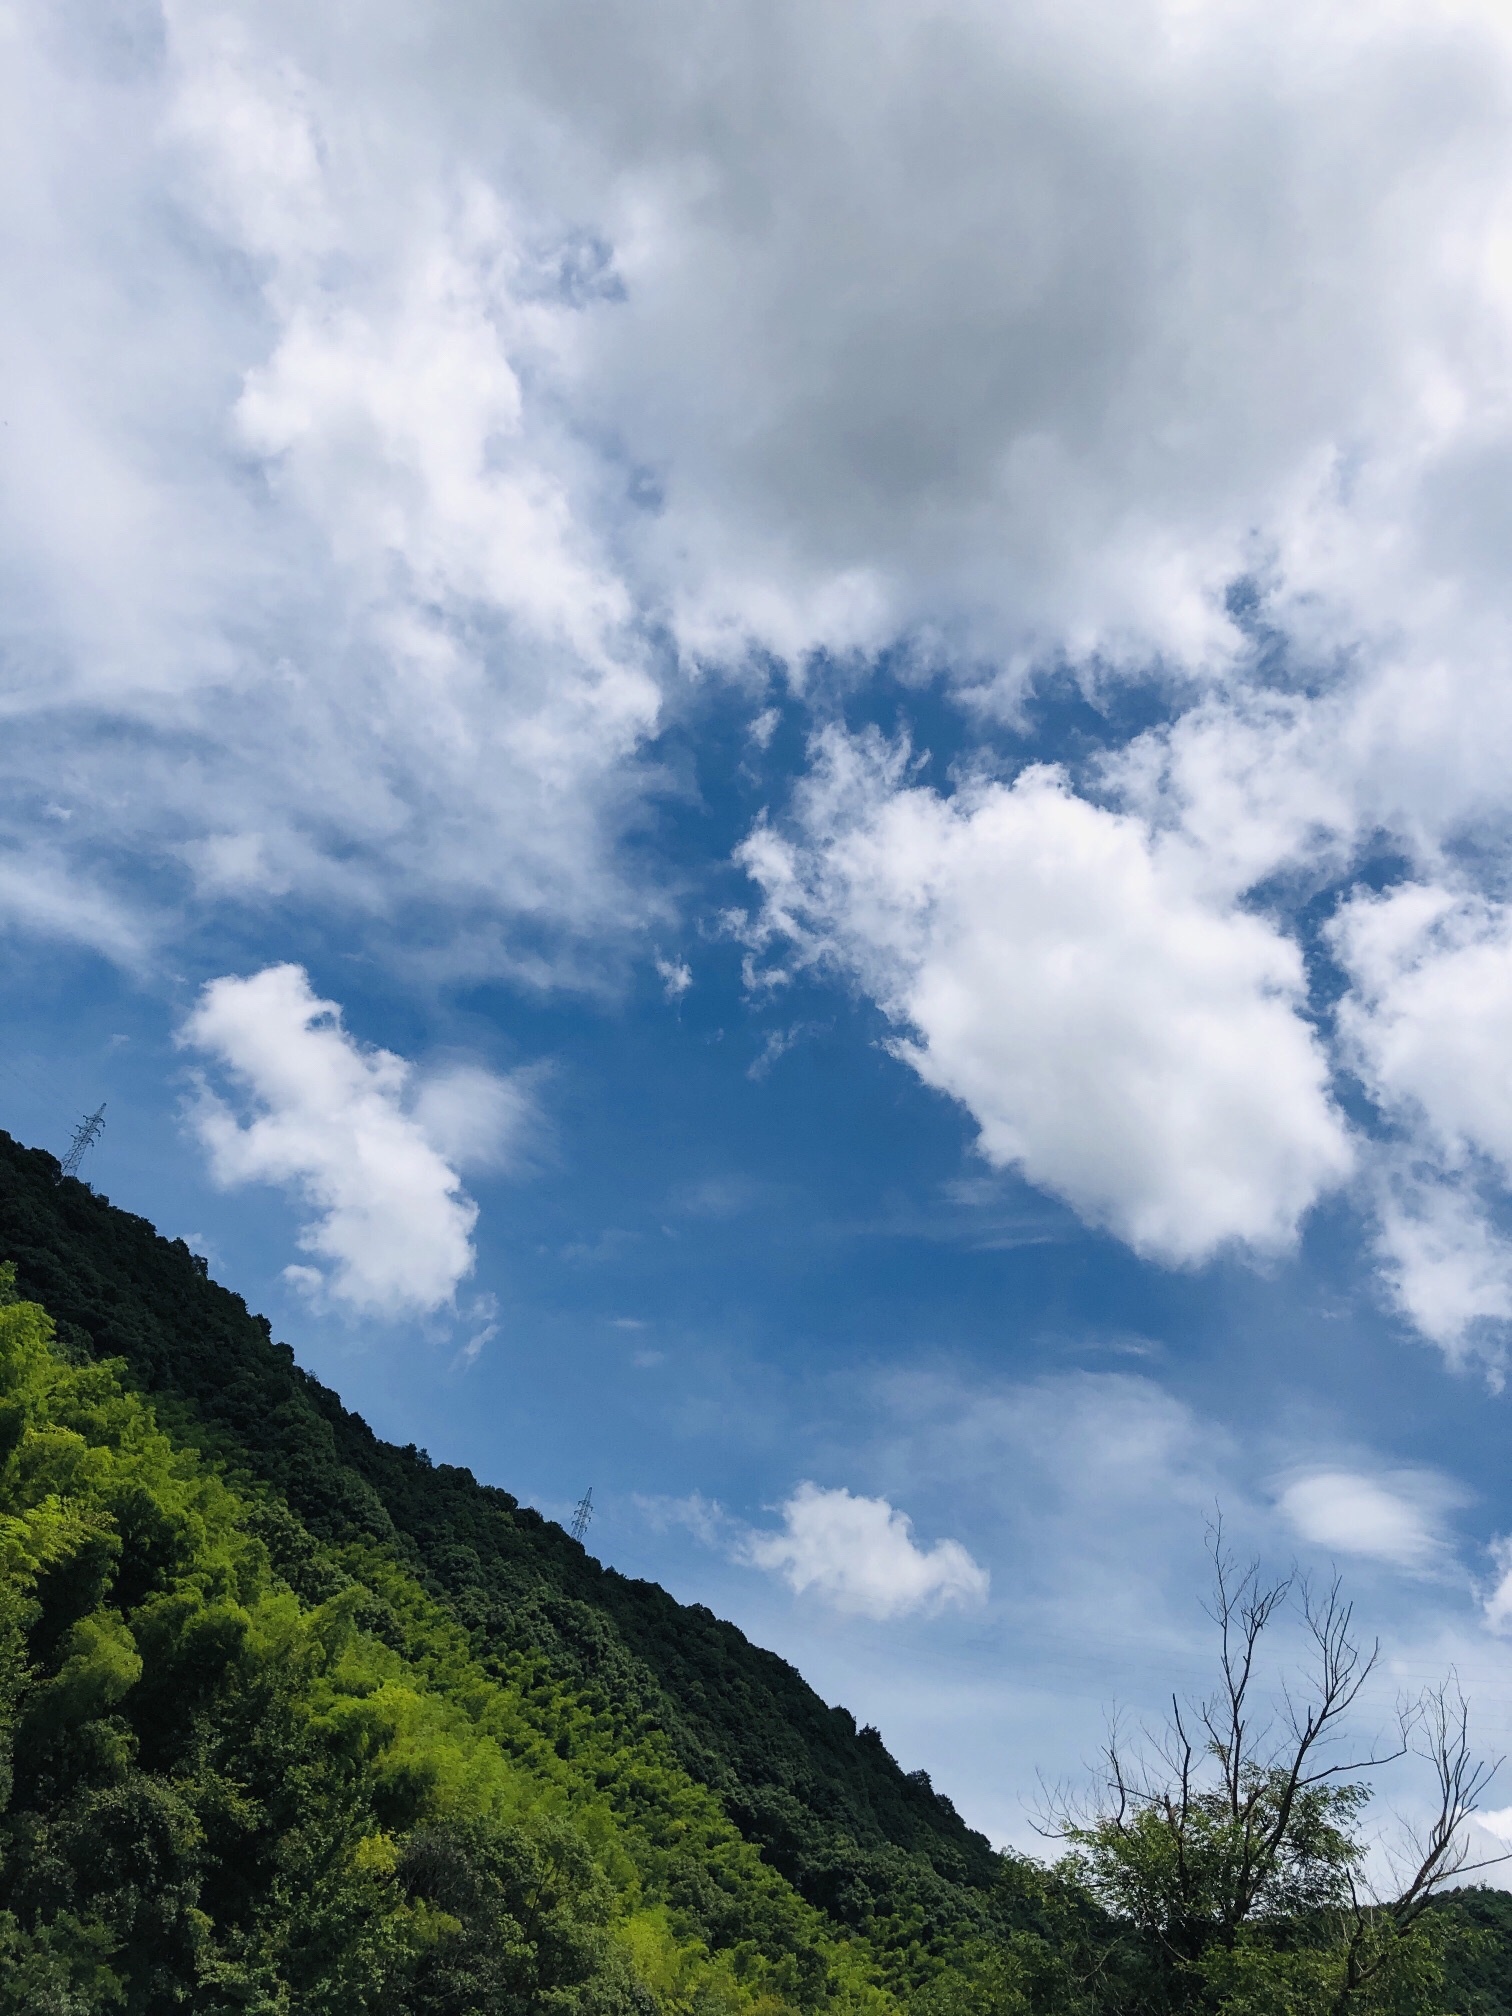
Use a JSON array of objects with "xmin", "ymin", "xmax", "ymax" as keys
[
  {"xmin": 0, "ymin": 1268, "xmax": 910, "ymax": 2013},
  {"xmin": 0, "ymin": 1126, "xmax": 1508, "ymax": 2012}
]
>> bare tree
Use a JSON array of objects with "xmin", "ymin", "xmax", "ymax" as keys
[
  {"xmin": 1332, "ymin": 1674, "xmax": 1505, "ymax": 2009},
  {"xmin": 1040, "ymin": 1524, "xmax": 1505, "ymax": 2014}
]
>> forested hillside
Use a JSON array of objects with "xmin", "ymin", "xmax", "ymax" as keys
[{"xmin": 0, "ymin": 1125, "xmax": 1508, "ymax": 2013}]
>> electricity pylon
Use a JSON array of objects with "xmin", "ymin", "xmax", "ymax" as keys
[{"xmin": 58, "ymin": 1104, "xmax": 106, "ymax": 1183}]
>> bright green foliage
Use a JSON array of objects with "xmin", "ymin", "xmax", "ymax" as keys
[
  {"xmin": 0, "ymin": 1277, "xmax": 906, "ymax": 2013},
  {"xmin": 1063, "ymin": 1769, "xmax": 1369, "ymax": 1978},
  {"xmin": 2, "ymin": 1135, "xmax": 1508, "ymax": 2015},
  {"xmin": 1060, "ymin": 1742, "xmax": 1461, "ymax": 2014},
  {"xmin": 0, "ymin": 1127, "xmax": 1101, "ymax": 2013}
]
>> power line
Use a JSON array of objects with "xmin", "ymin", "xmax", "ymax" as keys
[
  {"xmin": 570, "ymin": 1487, "xmax": 594, "ymax": 1545},
  {"xmin": 57, "ymin": 1104, "xmax": 106, "ymax": 1183}
]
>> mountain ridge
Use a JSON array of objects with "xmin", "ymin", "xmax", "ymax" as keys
[
  {"xmin": 3, "ymin": 1125, "xmax": 1509, "ymax": 2015},
  {"xmin": 0, "ymin": 1130, "xmax": 1023, "ymax": 1965}
]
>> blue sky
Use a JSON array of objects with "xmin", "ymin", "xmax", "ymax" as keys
[{"xmin": 9, "ymin": 0, "xmax": 1512, "ymax": 1860}]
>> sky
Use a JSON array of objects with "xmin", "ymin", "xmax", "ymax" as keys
[{"xmin": 10, "ymin": 0, "xmax": 1512, "ymax": 1865}]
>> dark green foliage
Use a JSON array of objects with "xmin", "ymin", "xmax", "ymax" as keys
[
  {"xmin": 4, "ymin": 1128, "xmax": 1510, "ymax": 2014},
  {"xmin": 0, "ymin": 1130, "xmax": 1017, "ymax": 1975},
  {"xmin": 0, "ymin": 1283, "xmax": 898, "ymax": 2014},
  {"xmin": 1049, "ymin": 1538, "xmax": 1512, "ymax": 2016},
  {"xmin": 1431, "ymin": 1889, "xmax": 1512, "ymax": 2015}
]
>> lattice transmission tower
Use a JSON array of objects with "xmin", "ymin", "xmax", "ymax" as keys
[
  {"xmin": 569, "ymin": 1487, "xmax": 594, "ymax": 1544},
  {"xmin": 58, "ymin": 1104, "xmax": 106, "ymax": 1183}
]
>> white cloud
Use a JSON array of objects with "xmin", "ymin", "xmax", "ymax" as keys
[
  {"xmin": 1276, "ymin": 1468, "xmax": 1461, "ymax": 1572},
  {"xmin": 1334, "ymin": 887, "xmax": 1512, "ymax": 1173},
  {"xmin": 654, "ymin": 953, "xmax": 692, "ymax": 1001},
  {"xmin": 7, "ymin": 0, "xmax": 1512, "ymax": 965},
  {"xmin": 635, "ymin": 1491, "xmax": 731, "ymax": 1550},
  {"xmin": 179, "ymin": 963, "xmax": 527, "ymax": 1312},
  {"xmin": 0, "ymin": 4, "xmax": 660, "ymax": 973},
  {"xmin": 1331, "ymin": 886, "xmax": 1512, "ymax": 1364},
  {"xmin": 1481, "ymin": 1535, "xmax": 1512, "ymax": 1636},
  {"xmin": 453, "ymin": 1294, "xmax": 500, "ymax": 1371},
  {"xmin": 743, "ymin": 1481, "xmax": 989, "ymax": 1621},
  {"xmin": 742, "ymin": 729, "xmax": 1352, "ymax": 1264},
  {"xmin": 13, "ymin": 0, "xmax": 1512, "ymax": 1353},
  {"xmin": 501, "ymin": 0, "xmax": 1512, "ymax": 684},
  {"xmin": 0, "ymin": 850, "xmax": 149, "ymax": 967},
  {"xmin": 1104, "ymin": 691, "xmax": 1361, "ymax": 908},
  {"xmin": 410, "ymin": 1062, "xmax": 538, "ymax": 1173},
  {"xmin": 1367, "ymin": 1169, "xmax": 1512, "ymax": 1374}
]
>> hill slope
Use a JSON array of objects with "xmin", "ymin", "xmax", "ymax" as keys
[
  {"xmin": 0, "ymin": 1131, "xmax": 1067, "ymax": 1999},
  {"xmin": 4, "ymin": 1127, "xmax": 1509, "ymax": 2015},
  {"xmin": 0, "ymin": 1275, "xmax": 922, "ymax": 2014}
]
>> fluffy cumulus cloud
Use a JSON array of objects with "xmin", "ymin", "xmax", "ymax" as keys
[
  {"xmin": 14, "ymin": 0, "xmax": 1512, "ymax": 1343},
  {"xmin": 1332, "ymin": 887, "xmax": 1512, "ymax": 1364},
  {"xmin": 180, "ymin": 964, "xmax": 528, "ymax": 1312},
  {"xmin": 742, "ymin": 730, "xmax": 1352, "ymax": 1263},
  {"xmin": 1333, "ymin": 887, "xmax": 1512, "ymax": 1170},
  {"xmin": 0, "ymin": 1, "xmax": 660, "ymax": 972},
  {"xmin": 8, "ymin": 0, "xmax": 1512, "ymax": 940},
  {"xmin": 298, "ymin": 0, "xmax": 1512, "ymax": 690},
  {"xmin": 744, "ymin": 1482, "xmax": 988, "ymax": 1621}
]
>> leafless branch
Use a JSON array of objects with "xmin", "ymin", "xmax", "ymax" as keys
[
  {"xmin": 1387, "ymin": 1675, "xmax": 1505, "ymax": 1923},
  {"xmin": 1050, "ymin": 1521, "xmax": 1503, "ymax": 1993}
]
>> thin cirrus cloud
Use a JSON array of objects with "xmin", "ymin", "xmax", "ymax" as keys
[
  {"xmin": 179, "ymin": 964, "xmax": 531, "ymax": 1314},
  {"xmin": 1275, "ymin": 1468, "xmax": 1464, "ymax": 1574}
]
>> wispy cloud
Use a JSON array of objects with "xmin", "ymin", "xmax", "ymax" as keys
[
  {"xmin": 1480, "ymin": 1536, "xmax": 1512, "ymax": 1634},
  {"xmin": 1275, "ymin": 1468, "xmax": 1465, "ymax": 1574},
  {"xmin": 452, "ymin": 1293, "xmax": 500, "ymax": 1371},
  {"xmin": 410, "ymin": 1062, "xmax": 540, "ymax": 1175},
  {"xmin": 654, "ymin": 953, "xmax": 692, "ymax": 1001},
  {"xmin": 635, "ymin": 1491, "xmax": 732, "ymax": 1551},
  {"xmin": 668, "ymin": 1174, "xmax": 772, "ymax": 1221}
]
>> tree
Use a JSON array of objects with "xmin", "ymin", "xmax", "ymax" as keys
[{"xmin": 1043, "ymin": 1526, "xmax": 1504, "ymax": 2015}]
